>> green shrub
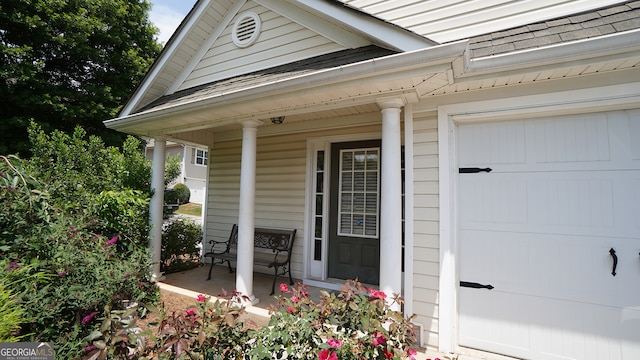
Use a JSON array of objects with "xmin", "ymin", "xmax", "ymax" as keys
[
  {"xmin": 1, "ymin": 128, "xmax": 158, "ymax": 359},
  {"xmin": 248, "ymin": 281, "xmax": 418, "ymax": 360},
  {"xmin": 173, "ymin": 183, "xmax": 190, "ymax": 204},
  {"xmin": 161, "ymin": 218, "xmax": 202, "ymax": 274}
]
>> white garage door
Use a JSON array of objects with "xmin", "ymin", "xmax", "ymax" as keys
[{"xmin": 458, "ymin": 109, "xmax": 640, "ymax": 360}]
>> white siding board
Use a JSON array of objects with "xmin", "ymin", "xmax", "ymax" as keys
[
  {"xmin": 180, "ymin": 2, "xmax": 346, "ymax": 90},
  {"xmin": 339, "ymin": 0, "xmax": 623, "ymax": 43},
  {"xmin": 412, "ymin": 110, "xmax": 441, "ymax": 348}
]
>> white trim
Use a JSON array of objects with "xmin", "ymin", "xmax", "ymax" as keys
[
  {"xmin": 255, "ymin": 0, "xmax": 370, "ymax": 49},
  {"xmin": 167, "ymin": 1, "xmax": 247, "ymax": 94},
  {"xmin": 105, "ymin": 41, "xmax": 467, "ymax": 131},
  {"xmin": 437, "ymin": 82, "xmax": 640, "ymax": 356},
  {"xmin": 120, "ymin": 0, "xmax": 213, "ymax": 116},
  {"xmin": 232, "ymin": 11, "xmax": 261, "ymax": 48},
  {"xmin": 304, "ymin": 132, "xmax": 381, "ymax": 286},
  {"xmin": 200, "ymin": 145, "xmax": 211, "ymax": 261},
  {"xmin": 277, "ymin": 0, "xmax": 436, "ymax": 51},
  {"xmin": 403, "ymin": 103, "xmax": 415, "ymax": 318},
  {"xmin": 460, "ymin": 29, "xmax": 640, "ymax": 79}
]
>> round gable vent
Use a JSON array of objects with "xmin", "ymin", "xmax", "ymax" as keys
[{"xmin": 232, "ymin": 12, "xmax": 261, "ymax": 48}]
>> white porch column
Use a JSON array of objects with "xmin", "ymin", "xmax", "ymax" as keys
[
  {"xmin": 236, "ymin": 119, "xmax": 263, "ymax": 304},
  {"xmin": 377, "ymin": 97, "xmax": 405, "ymax": 310},
  {"xmin": 150, "ymin": 137, "xmax": 167, "ymax": 282}
]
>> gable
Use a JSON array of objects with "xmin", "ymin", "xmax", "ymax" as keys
[
  {"xmin": 178, "ymin": 1, "xmax": 349, "ymax": 92},
  {"xmin": 122, "ymin": 0, "xmax": 434, "ymax": 116}
]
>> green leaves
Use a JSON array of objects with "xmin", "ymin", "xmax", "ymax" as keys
[{"xmin": 0, "ymin": 0, "xmax": 161, "ymax": 156}]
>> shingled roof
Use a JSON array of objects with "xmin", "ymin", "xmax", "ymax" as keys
[
  {"xmin": 136, "ymin": 46, "xmax": 397, "ymax": 114},
  {"xmin": 468, "ymin": 0, "xmax": 640, "ymax": 58}
]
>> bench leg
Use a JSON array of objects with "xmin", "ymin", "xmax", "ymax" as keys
[
  {"xmin": 227, "ymin": 260, "xmax": 233, "ymax": 273},
  {"xmin": 270, "ymin": 266, "xmax": 279, "ymax": 296},
  {"xmin": 288, "ymin": 265, "xmax": 294, "ymax": 285},
  {"xmin": 206, "ymin": 260, "xmax": 214, "ymax": 281}
]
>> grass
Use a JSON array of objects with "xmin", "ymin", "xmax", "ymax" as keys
[{"xmin": 176, "ymin": 202, "xmax": 202, "ymax": 216}]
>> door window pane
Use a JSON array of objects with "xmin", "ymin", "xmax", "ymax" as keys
[{"xmin": 338, "ymin": 148, "xmax": 379, "ymax": 238}]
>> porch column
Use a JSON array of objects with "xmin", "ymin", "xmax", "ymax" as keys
[
  {"xmin": 237, "ymin": 119, "xmax": 263, "ymax": 304},
  {"xmin": 377, "ymin": 97, "xmax": 405, "ymax": 310},
  {"xmin": 149, "ymin": 137, "xmax": 167, "ymax": 282}
]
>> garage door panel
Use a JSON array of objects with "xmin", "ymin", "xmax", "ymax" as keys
[
  {"xmin": 459, "ymin": 289, "xmax": 533, "ymax": 357},
  {"xmin": 461, "ymin": 171, "xmax": 638, "ymax": 238},
  {"xmin": 458, "ymin": 109, "xmax": 640, "ymax": 360},
  {"xmin": 460, "ymin": 230, "xmax": 621, "ymax": 307}
]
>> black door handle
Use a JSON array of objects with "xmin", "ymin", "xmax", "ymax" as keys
[{"xmin": 609, "ymin": 248, "xmax": 617, "ymax": 276}]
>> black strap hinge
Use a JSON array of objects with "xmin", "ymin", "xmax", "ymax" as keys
[
  {"xmin": 460, "ymin": 281, "xmax": 494, "ymax": 290},
  {"xmin": 459, "ymin": 167, "xmax": 492, "ymax": 174}
]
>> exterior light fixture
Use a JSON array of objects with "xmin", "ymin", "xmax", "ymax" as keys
[{"xmin": 270, "ymin": 116, "xmax": 285, "ymax": 124}]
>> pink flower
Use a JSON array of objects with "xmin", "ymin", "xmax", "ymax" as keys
[
  {"xmin": 58, "ymin": 271, "xmax": 67, "ymax": 277},
  {"xmin": 407, "ymin": 347, "xmax": 417, "ymax": 360},
  {"xmin": 84, "ymin": 345, "xmax": 97, "ymax": 353},
  {"xmin": 81, "ymin": 311, "xmax": 98, "ymax": 325},
  {"xmin": 369, "ymin": 288, "xmax": 387, "ymax": 300},
  {"xmin": 301, "ymin": 290, "xmax": 309, "ymax": 297},
  {"xmin": 196, "ymin": 294, "xmax": 206, "ymax": 303},
  {"xmin": 318, "ymin": 349, "xmax": 338, "ymax": 360},
  {"xmin": 280, "ymin": 283, "xmax": 289, "ymax": 292},
  {"xmin": 327, "ymin": 338, "xmax": 342, "ymax": 348},
  {"xmin": 291, "ymin": 295, "xmax": 300, "ymax": 303},
  {"xmin": 185, "ymin": 308, "xmax": 196, "ymax": 316},
  {"xmin": 103, "ymin": 235, "xmax": 118, "ymax": 247},
  {"xmin": 372, "ymin": 332, "xmax": 387, "ymax": 346},
  {"xmin": 287, "ymin": 306, "xmax": 293, "ymax": 314}
]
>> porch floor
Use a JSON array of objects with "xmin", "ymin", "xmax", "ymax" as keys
[{"xmin": 158, "ymin": 264, "xmax": 449, "ymax": 360}]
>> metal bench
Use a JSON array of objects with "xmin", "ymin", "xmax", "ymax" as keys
[{"xmin": 204, "ymin": 224, "xmax": 297, "ymax": 295}]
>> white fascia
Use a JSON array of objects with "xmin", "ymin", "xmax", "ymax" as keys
[
  {"xmin": 104, "ymin": 40, "xmax": 469, "ymax": 131},
  {"xmin": 291, "ymin": 0, "xmax": 437, "ymax": 51},
  {"xmin": 120, "ymin": 0, "xmax": 214, "ymax": 117},
  {"xmin": 456, "ymin": 28, "xmax": 640, "ymax": 79}
]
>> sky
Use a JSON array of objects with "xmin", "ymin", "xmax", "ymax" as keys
[{"xmin": 148, "ymin": 0, "xmax": 198, "ymax": 44}]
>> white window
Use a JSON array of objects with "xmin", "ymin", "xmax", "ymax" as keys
[
  {"xmin": 338, "ymin": 148, "xmax": 379, "ymax": 238},
  {"xmin": 195, "ymin": 148, "xmax": 208, "ymax": 166}
]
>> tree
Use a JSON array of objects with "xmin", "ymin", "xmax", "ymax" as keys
[{"xmin": 0, "ymin": 0, "xmax": 162, "ymax": 156}]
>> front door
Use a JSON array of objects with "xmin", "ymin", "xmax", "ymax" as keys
[{"xmin": 328, "ymin": 140, "xmax": 381, "ymax": 285}]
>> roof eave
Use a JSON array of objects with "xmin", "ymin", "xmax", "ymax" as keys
[{"xmin": 104, "ymin": 40, "xmax": 468, "ymax": 132}]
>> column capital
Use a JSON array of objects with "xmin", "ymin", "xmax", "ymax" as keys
[
  {"xmin": 376, "ymin": 96, "xmax": 406, "ymax": 110},
  {"xmin": 239, "ymin": 119, "xmax": 264, "ymax": 128}
]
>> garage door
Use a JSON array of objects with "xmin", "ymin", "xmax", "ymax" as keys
[{"xmin": 457, "ymin": 109, "xmax": 640, "ymax": 360}]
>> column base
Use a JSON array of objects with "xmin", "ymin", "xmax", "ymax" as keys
[{"xmin": 151, "ymin": 272, "xmax": 166, "ymax": 282}]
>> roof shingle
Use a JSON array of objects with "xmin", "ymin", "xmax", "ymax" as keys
[{"xmin": 469, "ymin": 1, "xmax": 640, "ymax": 58}]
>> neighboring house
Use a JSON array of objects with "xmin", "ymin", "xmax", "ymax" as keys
[
  {"xmin": 105, "ymin": 1, "xmax": 640, "ymax": 359},
  {"xmin": 145, "ymin": 139, "xmax": 208, "ymax": 204}
]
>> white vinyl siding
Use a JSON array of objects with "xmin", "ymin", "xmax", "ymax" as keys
[
  {"xmin": 205, "ymin": 120, "xmax": 382, "ymax": 280},
  {"xmin": 136, "ymin": 0, "xmax": 235, "ymax": 110},
  {"xmin": 180, "ymin": 1, "xmax": 346, "ymax": 91},
  {"xmin": 411, "ymin": 111, "xmax": 441, "ymax": 349},
  {"xmin": 337, "ymin": 0, "xmax": 624, "ymax": 43}
]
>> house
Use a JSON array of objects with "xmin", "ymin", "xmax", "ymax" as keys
[
  {"xmin": 104, "ymin": 1, "xmax": 640, "ymax": 359},
  {"xmin": 144, "ymin": 139, "xmax": 208, "ymax": 204}
]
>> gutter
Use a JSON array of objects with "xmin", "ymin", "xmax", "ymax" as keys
[
  {"xmin": 457, "ymin": 28, "xmax": 640, "ymax": 78},
  {"xmin": 105, "ymin": 40, "xmax": 469, "ymax": 130}
]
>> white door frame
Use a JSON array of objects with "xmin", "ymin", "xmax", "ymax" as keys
[
  {"xmin": 437, "ymin": 82, "xmax": 640, "ymax": 354},
  {"xmin": 304, "ymin": 132, "xmax": 382, "ymax": 289}
]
